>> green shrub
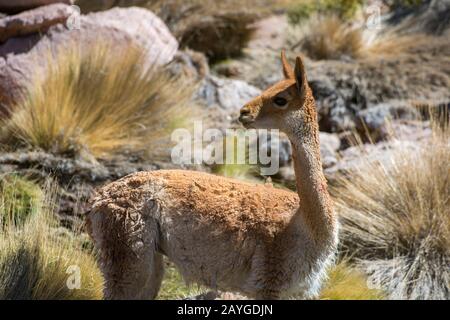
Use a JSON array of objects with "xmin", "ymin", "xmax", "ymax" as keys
[{"xmin": 288, "ymin": 0, "xmax": 363, "ymax": 25}]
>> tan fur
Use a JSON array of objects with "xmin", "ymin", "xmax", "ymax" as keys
[{"xmin": 87, "ymin": 52, "xmax": 338, "ymax": 300}]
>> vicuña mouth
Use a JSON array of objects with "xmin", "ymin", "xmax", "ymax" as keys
[{"xmin": 239, "ymin": 115, "xmax": 254, "ymax": 127}]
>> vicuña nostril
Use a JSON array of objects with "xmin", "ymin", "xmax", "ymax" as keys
[{"xmin": 240, "ymin": 108, "xmax": 251, "ymax": 117}]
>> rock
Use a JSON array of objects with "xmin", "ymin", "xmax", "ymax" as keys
[
  {"xmin": 0, "ymin": 0, "xmax": 72, "ymax": 14},
  {"xmin": 81, "ymin": 7, "xmax": 177, "ymax": 66},
  {"xmin": 213, "ymin": 60, "xmax": 244, "ymax": 78},
  {"xmin": 75, "ymin": 0, "xmax": 149, "ymax": 13},
  {"xmin": 324, "ymin": 121, "xmax": 432, "ymax": 181},
  {"xmin": 0, "ymin": 7, "xmax": 178, "ymax": 111},
  {"xmin": 198, "ymin": 75, "xmax": 261, "ymax": 113},
  {"xmin": 247, "ymin": 15, "xmax": 288, "ymax": 51},
  {"xmin": 325, "ymin": 140, "xmax": 419, "ymax": 182},
  {"xmin": 0, "ymin": 4, "xmax": 73, "ymax": 43},
  {"xmin": 387, "ymin": 0, "xmax": 450, "ymax": 35},
  {"xmin": 167, "ymin": 49, "xmax": 209, "ymax": 81},
  {"xmin": 355, "ymin": 100, "xmax": 419, "ymax": 142},
  {"xmin": 309, "ymin": 74, "xmax": 367, "ymax": 133},
  {"xmin": 195, "ymin": 75, "xmax": 261, "ymax": 132},
  {"xmin": 319, "ymin": 132, "xmax": 340, "ymax": 168}
]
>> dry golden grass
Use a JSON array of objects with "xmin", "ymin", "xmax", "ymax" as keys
[
  {"xmin": 290, "ymin": 14, "xmax": 364, "ymax": 60},
  {"xmin": 0, "ymin": 181, "xmax": 103, "ymax": 300},
  {"xmin": 320, "ymin": 262, "xmax": 385, "ymax": 300},
  {"xmin": 361, "ymin": 31, "xmax": 429, "ymax": 60},
  {"xmin": 0, "ymin": 43, "xmax": 197, "ymax": 161},
  {"xmin": 333, "ymin": 124, "xmax": 450, "ymax": 299},
  {"xmin": 289, "ymin": 14, "xmax": 430, "ymax": 61}
]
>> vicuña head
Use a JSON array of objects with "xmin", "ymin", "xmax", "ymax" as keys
[
  {"xmin": 240, "ymin": 51, "xmax": 316, "ymax": 136},
  {"xmin": 86, "ymin": 51, "xmax": 338, "ymax": 300}
]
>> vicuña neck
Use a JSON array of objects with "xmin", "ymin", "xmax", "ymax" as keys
[{"xmin": 288, "ymin": 123, "xmax": 335, "ymax": 243}]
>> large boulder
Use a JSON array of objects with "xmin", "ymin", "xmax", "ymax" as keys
[
  {"xmin": 0, "ymin": 6, "xmax": 178, "ymax": 113},
  {"xmin": 0, "ymin": 0, "xmax": 73, "ymax": 14},
  {"xmin": 387, "ymin": 0, "xmax": 450, "ymax": 35},
  {"xmin": 0, "ymin": 4, "xmax": 72, "ymax": 43}
]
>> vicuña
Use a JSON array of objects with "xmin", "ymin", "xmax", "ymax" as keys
[{"xmin": 86, "ymin": 52, "xmax": 339, "ymax": 300}]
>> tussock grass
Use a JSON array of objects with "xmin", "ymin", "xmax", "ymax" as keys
[
  {"xmin": 333, "ymin": 126, "xmax": 450, "ymax": 299},
  {"xmin": 290, "ymin": 14, "xmax": 363, "ymax": 60},
  {"xmin": 148, "ymin": 0, "xmax": 298, "ymax": 62},
  {"xmin": 289, "ymin": 13, "xmax": 429, "ymax": 61},
  {"xmin": 361, "ymin": 31, "xmax": 428, "ymax": 59},
  {"xmin": 0, "ymin": 43, "xmax": 197, "ymax": 161},
  {"xmin": 0, "ymin": 180, "xmax": 103, "ymax": 300}
]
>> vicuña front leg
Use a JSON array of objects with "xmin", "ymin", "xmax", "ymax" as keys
[{"xmin": 103, "ymin": 249, "xmax": 165, "ymax": 300}]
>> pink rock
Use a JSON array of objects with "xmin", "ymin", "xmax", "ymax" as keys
[
  {"xmin": 0, "ymin": 0, "xmax": 73, "ymax": 14},
  {"xmin": 0, "ymin": 7, "xmax": 178, "ymax": 114},
  {"xmin": 0, "ymin": 3, "xmax": 72, "ymax": 43}
]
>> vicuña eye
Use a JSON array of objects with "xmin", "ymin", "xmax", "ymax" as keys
[{"xmin": 273, "ymin": 97, "xmax": 288, "ymax": 107}]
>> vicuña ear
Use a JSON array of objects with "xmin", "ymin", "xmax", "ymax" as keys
[
  {"xmin": 281, "ymin": 50, "xmax": 294, "ymax": 79},
  {"xmin": 294, "ymin": 56, "xmax": 307, "ymax": 94}
]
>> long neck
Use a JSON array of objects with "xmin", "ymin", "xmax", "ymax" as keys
[{"xmin": 288, "ymin": 114, "xmax": 336, "ymax": 244}]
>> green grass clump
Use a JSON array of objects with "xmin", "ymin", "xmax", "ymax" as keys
[
  {"xmin": 0, "ymin": 174, "xmax": 42, "ymax": 228},
  {"xmin": 287, "ymin": 0, "xmax": 363, "ymax": 25},
  {"xmin": 0, "ymin": 180, "xmax": 103, "ymax": 300}
]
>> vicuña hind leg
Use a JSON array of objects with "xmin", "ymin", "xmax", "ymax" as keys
[{"xmin": 88, "ymin": 207, "xmax": 165, "ymax": 300}]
